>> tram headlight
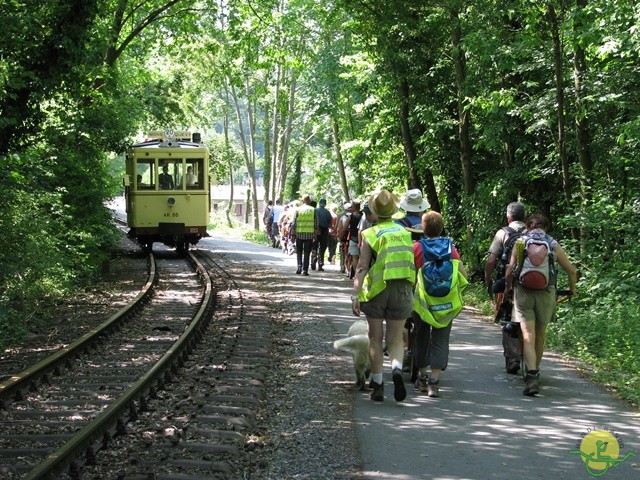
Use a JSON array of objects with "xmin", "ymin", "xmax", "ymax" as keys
[{"xmin": 167, "ymin": 197, "xmax": 176, "ymax": 207}]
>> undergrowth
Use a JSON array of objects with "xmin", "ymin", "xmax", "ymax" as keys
[{"xmin": 464, "ymin": 277, "xmax": 640, "ymax": 408}]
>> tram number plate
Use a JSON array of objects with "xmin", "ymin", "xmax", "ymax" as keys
[{"xmin": 164, "ymin": 212, "xmax": 179, "ymax": 217}]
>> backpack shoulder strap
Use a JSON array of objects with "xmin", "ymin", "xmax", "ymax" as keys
[{"xmin": 400, "ymin": 217, "xmax": 413, "ymax": 227}]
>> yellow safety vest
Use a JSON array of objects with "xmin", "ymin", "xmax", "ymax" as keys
[
  {"xmin": 295, "ymin": 205, "xmax": 315, "ymax": 234},
  {"xmin": 358, "ymin": 221, "xmax": 416, "ymax": 302},
  {"xmin": 413, "ymin": 258, "xmax": 468, "ymax": 328}
]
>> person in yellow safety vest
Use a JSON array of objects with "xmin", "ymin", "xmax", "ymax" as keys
[
  {"xmin": 292, "ymin": 194, "xmax": 318, "ymax": 275},
  {"xmin": 351, "ymin": 189, "xmax": 416, "ymax": 402},
  {"xmin": 412, "ymin": 211, "xmax": 468, "ymax": 398}
]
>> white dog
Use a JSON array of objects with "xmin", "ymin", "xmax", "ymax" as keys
[{"xmin": 333, "ymin": 320, "xmax": 371, "ymax": 390}]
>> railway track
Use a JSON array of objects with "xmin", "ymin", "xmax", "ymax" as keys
[
  {"xmin": 0, "ymin": 250, "xmax": 214, "ymax": 478},
  {"xmin": 0, "ymin": 246, "xmax": 276, "ymax": 479},
  {"xmin": 78, "ymin": 249, "xmax": 275, "ymax": 479}
]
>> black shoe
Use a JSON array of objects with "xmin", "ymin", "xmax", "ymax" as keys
[
  {"xmin": 296, "ymin": 267, "xmax": 302, "ymax": 274},
  {"xmin": 303, "ymin": 271, "xmax": 309, "ymax": 276},
  {"xmin": 370, "ymin": 381, "xmax": 384, "ymax": 401},
  {"xmin": 318, "ymin": 266, "xmax": 324, "ymax": 271},
  {"xmin": 523, "ymin": 372, "xmax": 540, "ymax": 396},
  {"xmin": 392, "ymin": 368, "xmax": 406, "ymax": 402}
]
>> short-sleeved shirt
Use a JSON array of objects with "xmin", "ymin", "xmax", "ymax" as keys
[
  {"xmin": 272, "ymin": 205, "xmax": 284, "ymax": 223},
  {"xmin": 488, "ymin": 221, "xmax": 526, "ymax": 257}
]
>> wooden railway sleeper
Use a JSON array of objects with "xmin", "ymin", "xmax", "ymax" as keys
[
  {"xmin": 116, "ymin": 418, "xmax": 127, "ymax": 436},
  {"xmin": 129, "ymin": 402, "xmax": 139, "ymax": 421},
  {"xmin": 85, "ymin": 445, "xmax": 97, "ymax": 466},
  {"xmin": 69, "ymin": 460, "xmax": 81, "ymax": 479},
  {"xmin": 102, "ymin": 431, "xmax": 111, "ymax": 449},
  {"xmin": 140, "ymin": 394, "xmax": 150, "ymax": 412}
]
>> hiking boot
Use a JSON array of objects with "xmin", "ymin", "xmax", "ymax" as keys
[
  {"xmin": 415, "ymin": 374, "xmax": 429, "ymax": 393},
  {"xmin": 523, "ymin": 372, "xmax": 540, "ymax": 396},
  {"xmin": 427, "ymin": 378, "xmax": 440, "ymax": 398},
  {"xmin": 370, "ymin": 381, "xmax": 384, "ymax": 401},
  {"xmin": 392, "ymin": 368, "xmax": 406, "ymax": 401},
  {"xmin": 402, "ymin": 350, "xmax": 412, "ymax": 372},
  {"xmin": 506, "ymin": 360, "xmax": 520, "ymax": 375}
]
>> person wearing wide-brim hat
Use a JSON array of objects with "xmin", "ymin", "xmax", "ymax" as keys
[
  {"xmin": 395, "ymin": 189, "xmax": 430, "ymax": 240},
  {"xmin": 351, "ymin": 189, "xmax": 417, "ymax": 402}
]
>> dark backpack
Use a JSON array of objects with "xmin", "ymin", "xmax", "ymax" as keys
[
  {"xmin": 497, "ymin": 226, "xmax": 526, "ymax": 278},
  {"xmin": 420, "ymin": 237, "xmax": 454, "ymax": 297}
]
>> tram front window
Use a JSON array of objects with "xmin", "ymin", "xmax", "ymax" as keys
[
  {"xmin": 137, "ymin": 161, "xmax": 154, "ymax": 189},
  {"xmin": 186, "ymin": 159, "xmax": 204, "ymax": 189},
  {"xmin": 159, "ymin": 164, "xmax": 174, "ymax": 190}
]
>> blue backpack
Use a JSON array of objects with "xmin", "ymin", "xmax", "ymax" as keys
[{"xmin": 420, "ymin": 237, "xmax": 454, "ymax": 297}]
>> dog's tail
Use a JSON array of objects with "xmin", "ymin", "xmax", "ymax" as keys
[{"xmin": 333, "ymin": 334, "xmax": 369, "ymax": 353}]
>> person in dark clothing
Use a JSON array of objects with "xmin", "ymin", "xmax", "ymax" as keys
[
  {"xmin": 159, "ymin": 164, "xmax": 174, "ymax": 190},
  {"xmin": 312, "ymin": 198, "xmax": 333, "ymax": 271},
  {"xmin": 347, "ymin": 202, "xmax": 362, "ymax": 278},
  {"xmin": 484, "ymin": 202, "xmax": 526, "ymax": 374}
]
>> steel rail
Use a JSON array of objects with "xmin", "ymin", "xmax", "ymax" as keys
[
  {"xmin": 23, "ymin": 250, "xmax": 214, "ymax": 480},
  {"xmin": 0, "ymin": 253, "xmax": 157, "ymax": 404}
]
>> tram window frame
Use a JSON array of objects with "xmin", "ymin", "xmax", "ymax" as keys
[
  {"xmin": 186, "ymin": 158, "xmax": 204, "ymax": 190},
  {"xmin": 136, "ymin": 161, "xmax": 155, "ymax": 190}
]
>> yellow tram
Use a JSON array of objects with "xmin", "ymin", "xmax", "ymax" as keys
[{"xmin": 124, "ymin": 129, "xmax": 211, "ymax": 252}]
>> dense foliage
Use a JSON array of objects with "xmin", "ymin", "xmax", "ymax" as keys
[{"xmin": 1, "ymin": 0, "xmax": 638, "ymax": 404}]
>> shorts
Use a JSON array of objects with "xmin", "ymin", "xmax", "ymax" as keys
[
  {"xmin": 512, "ymin": 286, "xmax": 556, "ymax": 326},
  {"xmin": 361, "ymin": 279, "xmax": 413, "ymax": 320},
  {"xmin": 348, "ymin": 239, "xmax": 360, "ymax": 256}
]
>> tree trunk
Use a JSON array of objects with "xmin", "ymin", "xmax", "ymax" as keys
[
  {"xmin": 398, "ymin": 78, "xmax": 421, "ymax": 190},
  {"xmin": 279, "ymin": 69, "xmax": 297, "ymax": 198},
  {"xmin": 245, "ymin": 76, "xmax": 260, "ymax": 229},
  {"xmin": 451, "ymin": 9, "xmax": 474, "ymax": 196},
  {"xmin": 547, "ymin": 3, "xmax": 573, "ymax": 210},
  {"xmin": 422, "ymin": 170, "xmax": 442, "ymax": 213},
  {"xmin": 270, "ymin": 63, "xmax": 282, "ymax": 202},
  {"xmin": 229, "ymin": 80, "xmax": 259, "ymax": 229},
  {"xmin": 262, "ymin": 92, "xmax": 272, "ymax": 204},
  {"xmin": 222, "ymin": 81, "xmax": 234, "ymax": 228},
  {"xmin": 573, "ymin": 0, "xmax": 593, "ymax": 194},
  {"xmin": 332, "ymin": 117, "xmax": 350, "ymax": 203}
]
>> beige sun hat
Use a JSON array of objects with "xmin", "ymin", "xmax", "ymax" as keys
[
  {"xmin": 399, "ymin": 189, "xmax": 429, "ymax": 213},
  {"xmin": 368, "ymin": 190, "xmax": 399, "ymax": 218}
]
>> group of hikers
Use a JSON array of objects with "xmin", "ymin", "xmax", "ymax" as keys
[
  {"xmin": 263, "ymin": 195, "xmax": 372, "ymax": 277},
  {"xmin": 263, "ymin": 189, "xmax": 578, "ymax": 401}
]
